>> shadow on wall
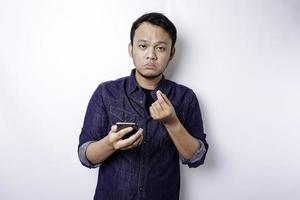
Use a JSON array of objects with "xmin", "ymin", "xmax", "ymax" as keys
[
  {"xmin": 165, "ymin": 37, "xmax": 219, "ymax": 200},
  {"xmin": 165, "ymin": 36, "xmax": 218, "ymax": 171},
  {"xmin": 198, "ymin": 99, "xmax": 218, "ymax": 171},
  {"xmin": 166, "ymin": 33, "xmax": 220, "ymax": 200}
]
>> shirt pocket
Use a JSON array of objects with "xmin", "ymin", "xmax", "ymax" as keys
[{"xmin": 109, "ymin": 105, "xmax": 137, "ymax": 124}]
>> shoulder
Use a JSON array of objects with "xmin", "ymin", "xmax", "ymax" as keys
[
  {"xmin": 164, "ymin": 79, "xmax": 196, "ymax": 100},
  {"xmin": 99, "ymin": 76, "xmax": 129, "ymax": 87},
  {"xmin": 92, "ymin": 75, "xmax": 131, "ymax": 100},
  {"xmin": 95, "ymin": 76, "xmax": 129, "ymax": 90}
]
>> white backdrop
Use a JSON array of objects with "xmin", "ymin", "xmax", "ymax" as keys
[{"xmin": 1, "ymin": 0, "xmax": 300, "ymax": 199}]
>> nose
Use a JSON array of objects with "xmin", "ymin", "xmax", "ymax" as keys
[{"xmin": 146, "ymin": 47, "xmax": 157, "ymax": 60}]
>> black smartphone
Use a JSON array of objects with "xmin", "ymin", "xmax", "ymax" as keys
[{"xmin": 116, "ymin": 122, "xmax": 139, "ymax": 139}]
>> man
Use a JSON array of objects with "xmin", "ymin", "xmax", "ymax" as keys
[{"xmin": 78, "ymin": 12, "xmax": 208, "ymax": 200}]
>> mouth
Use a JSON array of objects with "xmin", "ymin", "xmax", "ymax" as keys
[{"xmin": 144, "ymin": 63, "xmax": 156, "ymax": 69}]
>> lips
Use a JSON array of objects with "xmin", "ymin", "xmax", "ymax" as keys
[{"xmin": 144, "ymin": 63, "xmax": 156, "ymax": 68}]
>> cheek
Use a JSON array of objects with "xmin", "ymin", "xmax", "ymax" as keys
[
  {"xmin": 159, "ymin": 55, "xmax": 171, "ymax": 64},
  {"xmin": 133, "ymin": 51, "xmax": 146, "ymax": 61}
]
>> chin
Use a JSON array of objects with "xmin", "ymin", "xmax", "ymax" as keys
[{"xmin": 141, "ymin": 72, "xmax": 162, "ymax": 79}]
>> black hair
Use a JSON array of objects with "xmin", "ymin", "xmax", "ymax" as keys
[{"xmin": 130, "ymin": 12, "xmax": 177, "ymax": 49}]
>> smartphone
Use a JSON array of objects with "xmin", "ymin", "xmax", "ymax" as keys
[{"xmin": 116, "ymin": 122, "xmax": 139, "ymax": 139}]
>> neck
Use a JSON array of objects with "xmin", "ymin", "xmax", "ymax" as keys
[{"xmin": 135, "ymin": 73, "xmax": 162, "ymax": 90}]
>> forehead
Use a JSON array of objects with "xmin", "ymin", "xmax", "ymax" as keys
[{"xmin": 133, "ymin": 22, "xmax": 172, "ymax": 44}]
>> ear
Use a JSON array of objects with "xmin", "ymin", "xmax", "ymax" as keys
[
  {"xmin": 128, "ymin": 43, "xmax": 133, "ymax": 58},
  {"xmin": 169, "ymin": 47, "xmax": 176, "ymax": 61}
]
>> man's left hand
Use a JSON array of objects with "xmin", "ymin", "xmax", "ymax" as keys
[{"xmin": 150, "ymin": 90, "xmax": 178, "ymax": 126}]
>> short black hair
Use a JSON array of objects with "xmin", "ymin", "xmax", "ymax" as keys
[{"xmin": 130, "ymin": 12, "xmax": 177, "ymax": 49}]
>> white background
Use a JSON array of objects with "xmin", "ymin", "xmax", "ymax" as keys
[{"xmin": 1, "ymin": 0, "xmax": 300, "ymax": 199}]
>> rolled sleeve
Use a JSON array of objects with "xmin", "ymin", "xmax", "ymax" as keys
[
  {"xmin": 78, "ymin": 141, "xmax": 101, "ymax": 168},
  {"xmin": 181, "ymin": 140, "xmax": 207, "ymax": 168},
  {"xmin": 78, "ymin": 84, "xmax": 108, "ymax": 168},
  {"xmin": 182, "ymin": 91, "xmax": 209, "ymax": 167}
]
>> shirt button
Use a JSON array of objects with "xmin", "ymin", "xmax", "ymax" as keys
[
  {"xmin": 139, "ymin": 100, "xmax": 143, "ymax": 104},
  {"xmin": 139, "ymin": 186, "xmax": 143, "ymax": 191}
]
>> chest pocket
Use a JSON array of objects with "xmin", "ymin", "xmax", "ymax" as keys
[{"xmin": 109, "ymin": 105, "xmax": 137, "ymax": 124}]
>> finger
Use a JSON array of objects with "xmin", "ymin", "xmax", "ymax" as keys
[
  {"xmin": 138, "ymin": 133, "xmax": 143, "ymax": 145},
  {"xmin": 157, "ymin": 90, "xmax": 171, "ymax": 105},
  {"xmin": 151, "ymin": 103, "xmax": 162, "ymax": 117},
  {"xmin": 120, "ymin": 132, "xmax": 142, "ymax": 149},
  {"xmin": 131, "ymin": 132, "xmax": 143, "ymax": 147},
  {"xmin": 111, "ymin": 125, "xmax": 117, "ymax": 132},
  {"xmin": 157, "ymin": 92, "xmax": 173, "ymax": 112},
  {"xmin": 154, "ymin": 100, "xmax": 164, "ymax": 111},
  {"xmin": 123, "ymin": 128, "xmax": 142, "ymax": 142},
  {"xmin": 118, "ymin": 138, "xmax": 134, "ymax": 150},
  {"xmin": 126, "ymin": 132, "xmax": 143, "ymax": 149},
  {"xmin": 149, "ymin": 106, "xmax": 158, "ymax": 119},
  {"xmin": 156, "ymin": 90, "xmax": 166, "ymax": 104},
  {"xmin": 150, "ymin": 101, "xmax": 163, "ymax": 113},
  {"xmin": 131, "ymin": 129, "xmax": 142, "ymax": 141},
  {"xmin": 116, "ymin": 127, "xmax": 133, "ymax": 139},
  {"xmin": 120, "ymin": 128, "xmax": 143, "ymax": 150}
]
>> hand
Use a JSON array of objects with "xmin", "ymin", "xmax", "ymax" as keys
[
  {"xmin": 150, "ymin": 90, "xmax": 179, "ymax": 127},
  {"xmin": 107, "ymin": 125, "xmax": 143, "ymax": 150}
]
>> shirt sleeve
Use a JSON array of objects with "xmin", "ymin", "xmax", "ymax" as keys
[
  {"xmin": 180, "ymin": 140, "xmax": 207, "ymax": 167},
  {"xmin": 78, "ymin": 84, "xmax": 108, "ymax": 168},
  {"xmin": 78, "ymin": 141, "xmax": 102, "ymax": 168},
  {"xmin": 182, "ymin": 91, "xmax": 209, "ymax": 168}
]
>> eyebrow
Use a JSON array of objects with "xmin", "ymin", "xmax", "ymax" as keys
[{"xmin": 136, "ymin": 39, "xmax": 168, "ymax": 45}]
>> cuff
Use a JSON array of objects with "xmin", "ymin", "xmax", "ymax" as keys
[
  {"xmin": 181, "ymin": 139, "xmax": 207, "ymax": 166},
  {"xmin": 78, "ymin": 141, "xmax": 102, "ymax": 168}
]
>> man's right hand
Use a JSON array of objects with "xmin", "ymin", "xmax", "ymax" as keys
[
  {"xmin": 107, "ymin": 125, "xmax": 143, "ymax": 150},
  {"xmin": 85, "ymin": 125, "xmax": 143, "ymax": 165}
]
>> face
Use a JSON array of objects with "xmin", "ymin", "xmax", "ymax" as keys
[{"xmin": 129, "ymin": 22, "xmax": 175, "ymax": 81}]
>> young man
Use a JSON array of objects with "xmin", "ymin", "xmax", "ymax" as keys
[{"xmin": 78, "ymin": 12, "xmax": 208, "ymax": 200}]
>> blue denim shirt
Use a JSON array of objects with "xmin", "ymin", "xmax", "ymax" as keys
[{"xmin": 78, "ymin": 70, "xmax": 208, "ymax": 200}]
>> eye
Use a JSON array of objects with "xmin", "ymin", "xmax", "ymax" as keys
[
  {"xmin": 157, "ymin": 46, "xmax": 166, "ymax": 52},
  {"xmin": 138, "ymin": 44, "xmax": 147, "ymax": 49}
]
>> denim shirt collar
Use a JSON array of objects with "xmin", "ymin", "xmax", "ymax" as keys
[{"xmin": 127, "ymin": 69, "xmax": 167, "ymax": 96}]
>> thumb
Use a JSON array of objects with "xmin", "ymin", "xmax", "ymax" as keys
[{"xmin": 111, "ymin": 125, "xmax": 117, "ymax": 132}]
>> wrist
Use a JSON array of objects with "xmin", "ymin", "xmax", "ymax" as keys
[
  {"xmin": 104, "ymin": 135, "xmax": 115, "ymax": 151},
  {"xmin": 163, "ymin": 116, "xmax": 180, "ymax": 129}
]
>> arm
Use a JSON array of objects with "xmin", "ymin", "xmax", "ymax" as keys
[
  {"xmin": 86, "ymin": 125, "xmax": 143, "ymax": 165},
  {"xmin": 150, "ymin": 90, "xmax": 206, "ymax": 160},
  {"xmin": 78, "ymin": 85, "xmax": 143, "ymax": 167},
  {"xmin": 163, "ymin": 117, "xmax": 201, "ymax": 160}
]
